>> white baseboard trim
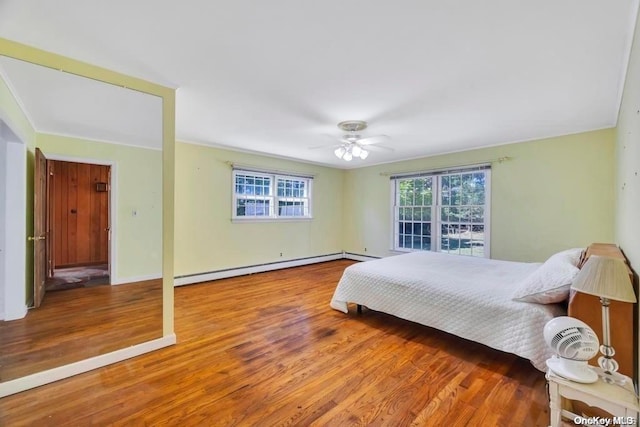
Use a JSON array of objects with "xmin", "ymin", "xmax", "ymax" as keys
[
  {"xmin": 111, "ymin": 273, "xmax": 162, "ymax": 285},
  {"xmin": 0, "ymin": 334, "xmax": 176, "ymax": 398},
  {"xmin": 2, "ymin": 304, "xmax": 28, "ymax": 321},
  {"xmin": 343, "ymin": 252, "xmax": 380, "ymax": 262},
  {"xmin": 175, "ymin": 253, "xmax": 344, "ymax": 286}
]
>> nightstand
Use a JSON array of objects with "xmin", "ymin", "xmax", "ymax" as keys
[{"xmin": 546, "ymin": 368, "xmax": 639, "ymax": 426}]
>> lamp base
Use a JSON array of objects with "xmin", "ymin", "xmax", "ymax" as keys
[
  {"xmin": 546, "ymin": 357, "xmax": 598, "ymax": 383},
  {"xmin": 593, "ymin": 367, "xmax": 630, "ymax": 386}
]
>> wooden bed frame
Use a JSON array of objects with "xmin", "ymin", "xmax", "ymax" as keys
[{"xmin": 568, "ymin": 243, "xmax": 636, "ymax": 382}]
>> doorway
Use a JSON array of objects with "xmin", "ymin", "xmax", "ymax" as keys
[{"xmin": 45, "ymin": 159, "xmax": 111, "ymax": 292}]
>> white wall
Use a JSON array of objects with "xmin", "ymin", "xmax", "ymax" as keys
[
  {"xmin": 615, "ymin": 2, "xmax": 640, "ymax": 385},
  {"xmin": 616, "ymin": 5, "xmax": 640, "ymax": 272},
  {"xmin": 0, "ymin": 125, "xmax": 6, "ymax": 318},
  {"xmin": 0, "ymin": 120, "xmax": 27, "ymax": 320}
]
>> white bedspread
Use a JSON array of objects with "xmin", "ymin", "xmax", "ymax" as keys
[{"xmin": 330, "ymin": 251, "xmax": 565, "ymax": 371}]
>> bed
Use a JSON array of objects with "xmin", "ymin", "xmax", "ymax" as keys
[{"xmin": 330, "ymin": 249, "xmax": 584, "ymax": 371}]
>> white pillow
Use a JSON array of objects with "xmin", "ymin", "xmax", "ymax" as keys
[{"xmin": 512, "ymin": 248, "xmax": 584, "ymax": 304}]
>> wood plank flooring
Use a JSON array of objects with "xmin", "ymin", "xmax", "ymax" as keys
[
  {"xmin": 0, "ymin": 260, "xmax": 550, "ymax": 426},
  {"xmin": 0, "ymin": 279, "xmax": 162, "ymax": 381}
]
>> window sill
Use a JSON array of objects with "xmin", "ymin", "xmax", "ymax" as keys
[{"xmin": 232, "ymin": 217, "xmax": 313, "ymax": 223}]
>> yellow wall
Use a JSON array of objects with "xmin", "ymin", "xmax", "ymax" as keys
[
  {"xmin": 0, "ymin": 69, "xmax": 36, "ymax": 303},
  {"xmin": 174, "ymin": 142, "xmax": 344, "ymax": 276},
  {"xmin": 343, "ymin": 129, "xmax": 615, "ymax": 262},
  {"xmin": 36, "ymin": 133, "xmax": 163, "ymax": 281}
]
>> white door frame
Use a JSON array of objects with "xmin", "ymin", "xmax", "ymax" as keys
[{"xmin": 44, "ymin": 153, "xmax": 118, "ymax": 286}]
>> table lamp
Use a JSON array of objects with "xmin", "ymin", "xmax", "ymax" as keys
[{"xmin": 571, "ymin": 255, "xmax": 637, "ymax": 385}]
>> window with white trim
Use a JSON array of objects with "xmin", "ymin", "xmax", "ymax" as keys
[
  {"xmin": 233, "ymin": 169, "xmax": 312, "ymax": 220},
  {"xmin": 391, "ymin": 166, "xmax": 490, "ymax": 257}
]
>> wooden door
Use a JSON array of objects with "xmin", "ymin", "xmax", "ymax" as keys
[
  {"xmin": 47, "ymin": 160, "xmax": 54, "ymax": 278},
  {"xmin": 33, "ymin": 148, "xmax": 47, "ymax": 308},
  {"xmin": 51, "ymin": 161, "xmax": 110, "ymax": 268}
]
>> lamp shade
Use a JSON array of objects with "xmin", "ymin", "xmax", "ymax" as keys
[{"xmin": 571, "ymin": 255, "xmax": 636, "ymax": 303}]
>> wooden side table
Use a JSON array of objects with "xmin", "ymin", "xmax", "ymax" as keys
[{"xmin": 546, "ymin": 368, "xmax": 639, "ymax": 426}]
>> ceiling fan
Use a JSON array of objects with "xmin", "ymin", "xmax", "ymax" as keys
[{"xmin": 315, "ymin": 120, "xmax": 392, "ymax": 161}]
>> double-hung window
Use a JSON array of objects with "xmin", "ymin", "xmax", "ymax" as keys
[
  {"xmin": 233, "ymin": 168, "xmax": 312, "ymax": 220},
  {"xmin": 391, "ymin": 165, "xmax": 490, "ymax": 257}
]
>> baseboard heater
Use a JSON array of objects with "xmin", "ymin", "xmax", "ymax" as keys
[{"xmin": 174, "ymin": 251, "xmax": 379, "ymax": 286}]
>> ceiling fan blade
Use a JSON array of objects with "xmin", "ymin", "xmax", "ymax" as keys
[
  {"xmin": 357, "ymin": 135, "xmax": 390, "ymax": 145},
  {"xmin": 309, "ymin": 133, "xmax": 342, "ymax": 149},
  {"xmin": 308, "ymin": 142, "xmax": 341, "ymax": 150},
  {"xmin": 366, "ymin": 144, "xmax": 394, "ymax": 152}
]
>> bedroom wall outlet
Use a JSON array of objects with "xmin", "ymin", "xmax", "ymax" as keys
[
  {"xmin": 280, "ymin": 252, "xmax": 283, "ymax": 257},
  {"xmin": 365, "ymin": 247, "xmax": 367, "ymax": 252}
]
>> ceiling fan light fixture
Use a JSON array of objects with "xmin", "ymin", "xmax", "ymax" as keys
[
  {"xmin": 327, "ymin": 120, "xmax": 389, "ymax": 162},
  {"xmin": 337, "ymin": 120, "xmax": 368, "ymax": 133}
]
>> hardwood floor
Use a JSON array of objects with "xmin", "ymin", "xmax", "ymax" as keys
[
  {"xmin": 0, "ymin": 279, "xmax": 162, "ymax": 381},
  {"xmin": 0, "ymin": 260, "xmax": 550, "ymax": 426}
]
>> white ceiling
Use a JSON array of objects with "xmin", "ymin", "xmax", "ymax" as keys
[
  {"xmin": 0, "ymin": 56, "xmax": 163, "ymax": 149},
  {"xmin": 0, "ymin": 1, "xmax": 638, "ymax": 168}
]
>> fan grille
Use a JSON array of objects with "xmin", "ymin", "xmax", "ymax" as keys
[{"xmin": 551, "ymin": 326, "xmax": 599, "ymax": 361}]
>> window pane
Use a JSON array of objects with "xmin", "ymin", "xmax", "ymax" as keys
[
  {"xmin": 421, "ymin": 207, "xmax": 432, "ymax": 221},
  {"xmin": 424, "ymin": 178, "xmax": 433, "ymax": 205},
  {"xmin": 457, "ymin": 207, "xmax": 471, "ymax": 222},
  {"xmin": 411, "ymin": 207, "xmax": 421, "ymax": 220},
  {"xmin": 414, "ymin": 223, "xmax": 422, "ymax": 236},
  {"xmin": 403, "ymin": 222, "xmax": 412, "ymax": 234},
  {"xmin": 234, "ymin": 171, "xmax": 311, "ymax": 219},
  {"xmin": 236, "ymin": 199, "xmax": 246, "ymax": 216},
  {"xmin": 246, "ymin": 200, "xmax": 270, "ymax": 216},
  {"xmin": 450, "ymin": 174, "xmax": 461, "ymax": 205},
  {"xmin": 393, "ymin": 170, "xmax": 488, "ymax": 256},
  {"xmin": 399, "ymin": 179, "xmax": 415, "ymax": 206},
  {"xmin": 422, "ymin": 237, "xmax": 431, "ymax": 250},
  {"xmin": 441, "ymin": 207, "xmax": 450, "ymax": 222},
  {"xmin": 278, "ymin": 201, "xmax": 306, "ymax": 216},
  {"xmin": 470, "ymin": 225, "xmax": 485, "ymax": 256},
  {"xmin": 471, "ymin": 207, "xmax": 484, "ymax": 223},
  {"xmin": 461, "ymin": 173, "xmax": 472, "ymax": 205},
  {"xmin": 414, "ymin": 179, "xmax": 424, "ymax": 205},
  {"xmin": 473, "ymin": 173, "xmax": 485, "ymax": 204}
]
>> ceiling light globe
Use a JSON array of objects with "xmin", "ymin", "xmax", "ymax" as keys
[
  {"xmin": 359, "ymin": 149, "xmax": 369, "ymax": 159},
  {"xmin": 343, "ymin": 152, "xmax": 353, "ymax": 161},
  {"xmin": 352, "ymin": 145, "xmax": 362, "ymax": 157},
  {"xmin": 334, "ymin": 146, "xmax": 346, "ymax": 158}
]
